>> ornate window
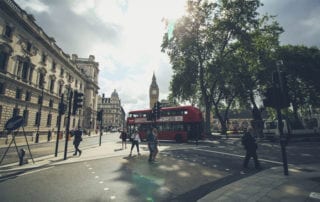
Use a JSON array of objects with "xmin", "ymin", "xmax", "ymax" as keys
[
  {"xmin": 26, "ymin": 41, "xmax": 32, "ymax": 53},
  {"xmin": 35, "ymin": 112, "xmax": 40, "ymax": 126},
  {"xmin": 37, "ymin": 67, "xmax": 47, "ymax": 89},
  {"xmin": 47, "ymin": 113, "xmax": 52, "ymax": 126},
  {"xmin": 60, "ymin": 67, "xmax": 64, "ymax": 77},
  {"xmin": 41, "ymin": 52, "xmax": 47, "ymax": 65},
  {"xmin": 0, "ymin": 106, "xmax": 2, "ymax": 123},
  {"xmin": 16, "ymin": 88, "xmax": 22, "ymax": 100},
  {"xmin": 14, "ymin": 56, "xmax": 34, "ymax": 83},
  {"xmin": 0, "ymin": 43, "xmax": 13, "ymax": 73},
  {"xmin": 51, "ymin": 61, "xmax": 56, "ymax": 72},
  {"xmin": 0, "ymin": 82, "xmax": 5, "ymax": 95},
  {"xmin": 2, "ymin": 24, "xmax": 14, "ymax": 41},
  {"xmin": 13, "ymin": 107, "xmax": 19, "ymax": 117},
  {"xmin": 25, "ymin": 91, "xmax": 31, "ymax": 101},
  {"xmin": 4, "ymin": 25, "xmax": 13, "ymax": 38},
  {"xmin": 58, "ymin": 80, "xmax": 64, "ymax": 96},
  {"xmin": 49, "ymin": 75, "xmax": 56, "ymax": 93},
  {"xmin": 49, "ymin": 99, "xmax": 53, "ymax": 108}
]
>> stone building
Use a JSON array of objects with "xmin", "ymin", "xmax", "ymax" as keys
[
  {"xmin": 0, "ymin": 0, "xmax": 99, "ymax": 141},
  {"xmin": 97, "ymin": 90, "xmax": 125, "ymax": 130}
]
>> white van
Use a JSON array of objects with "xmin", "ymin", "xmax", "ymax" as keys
[
  {"xmin": 263, "ymin": 119, "xmax": 319, "ymax": 140},
  {"xmin": 263, "ymin": 120, "xmax": 290, "ymax": 140}
]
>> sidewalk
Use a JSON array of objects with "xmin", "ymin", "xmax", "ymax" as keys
[
  {"xmin": 1, "ymin": 138, "xmax": 320, "ymax": 201},
  {"xmin": 199, "ymin": 164, "xmax": 320, "ymax": 201},
  {"xmin": 0, "ymin": 134, "xmax": 132, "ymax": 172}
]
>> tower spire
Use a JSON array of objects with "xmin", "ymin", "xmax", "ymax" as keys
[{"xmin": 149, "ymin": 73, "xmax": 159, "ymax": 108}]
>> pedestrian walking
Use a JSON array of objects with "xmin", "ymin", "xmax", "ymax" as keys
[
  {"xmin": 47, "ymin": 130, "xmax": 52, "ymax": 142},
  {"xmin": 129, "ymin": 130, "xmax": 141, "ymax": 156},
  {"xmin": 73, "ymin": 127, "xmax": 83, "ymax": 156},
  {"xmin": 120, "ymin": 129, "xmax": 128, "ymax": 149},
  {"xmin": 147, "ymin": 127, "xmax": 159, "ymax": 162},
  {"xmin": 241, "ymin": 127, "xmax": 260, "ymax": 169}
]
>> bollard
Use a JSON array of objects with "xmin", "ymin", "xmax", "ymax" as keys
[{"xmin": 19, "ymin": 148, "xmax": 26, "ymax": 166}]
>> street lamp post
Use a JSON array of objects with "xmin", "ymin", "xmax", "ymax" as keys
[
  {"xmin": 55, "ymin": 93, "xmax": 66, "ymax": 157},
  {"xmin": 35, "ymin": 84, "xmax": 45, "ymax": 143}
]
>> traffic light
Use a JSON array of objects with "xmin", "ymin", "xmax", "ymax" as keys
[
  {"xmin": 97, "ymin": 110, "xmax": 103, "ymax": 121},
  {"xmin": 272, "ymin": 71, "xmax": 290, "ymax": 108},
  {"xmin": 263, "ymin": 87, "xmax": 276, "ymax": 108},
  {"xmin": 72, "ymin": 91, "xmax": 84, "ymax": 115},
  {"xmin": 263, "ymin": 71, "xmax": 290, "ymax": 109},
  {"xmin": 147, "ymin": 112, "xmax": 154, "ymax": 121},
  {"xmin": 58, "ymin": 103, "xmax": 67, "ymax": 114},
  {"xmin": 154, "ymin": 101, "xmax": 161, "ymax": 119}
]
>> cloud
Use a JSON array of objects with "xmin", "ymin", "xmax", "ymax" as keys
[
  {"xmin": 260, "ymin": 0, "xmax": 320, "ymax": 47},
  {"xmin": 14, "ymin": 0, "xmax": 320, "ymax": 113}
]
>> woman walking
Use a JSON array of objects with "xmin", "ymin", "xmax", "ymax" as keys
[{"xmin": 129, "ymin": 130, "xmax": 141, "ymax": 156}]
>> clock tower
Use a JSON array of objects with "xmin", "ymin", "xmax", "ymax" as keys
[{"xmin": 149, "ymin": 73, "xmax": 159, "ymax": 108}]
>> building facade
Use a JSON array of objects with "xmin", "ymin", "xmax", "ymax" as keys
[
  {"xmin": 97, "ymin": 90, "xmax": 125, "ymax": 130},
  {"xmin": 0, "ymin": 0, "xmax": 99, "ymax": 140},
  {"xmin": 149, "ymin": 73, "xmax": 159, "ymax": 108}
]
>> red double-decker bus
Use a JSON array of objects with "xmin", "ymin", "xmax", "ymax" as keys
[{"xmin": 126, "ymin": 106, "xmax": 204, "ymax": 142}]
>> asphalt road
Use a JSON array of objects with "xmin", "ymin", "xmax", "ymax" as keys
[{"xmin": 0, "ymin": 134, "xmax": 319, "ymax": 201}]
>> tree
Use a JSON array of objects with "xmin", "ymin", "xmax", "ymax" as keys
[
  {"xmin": 162, "ymin": 0, "xmax": 217, "ymax": 135},
  {"xmin": 277, "ymin": 45, "xmax": 320, "ymax": 126},
  {"xmin": 162, "ymin": 0, "xmax": 282, "ymax": 135}
]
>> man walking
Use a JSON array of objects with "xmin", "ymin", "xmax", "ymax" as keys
[
  {"xmin": 242, "ymin": 127, "xmax": 260, "ymax": 169},
  {"xmin": 73, "ymin": 127, "xmax": 83, "ymax": 156},
  {"xmin": 147, "ymin": 127, "xmax": 159, "ymax": 163}
]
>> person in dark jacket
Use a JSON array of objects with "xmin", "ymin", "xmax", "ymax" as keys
[
  {"xmin": 73, "ymin": 127, "xmax": 83, "ymax": 156},
  {"xmin": 120, "ymin": 129, "xmax": 128, "ymax": 149},
  {"xmin": 242, "ymin": 127, "xmax": 260, "ymax": 169},
  {"xmin": 147, "ymin": 127, "xmax": 159, "ymax": 162}
]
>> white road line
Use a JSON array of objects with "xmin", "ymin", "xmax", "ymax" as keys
[
  {"xmin": 18, "ymin": 166, "xmax": 54, "ymax": 176},
  {"xmin": 310, "ymin": 192, "xmax": 320, "ymax": 199},
  {"xmin": 193, "ymin": 148, "xmax": 284, "ymax": 165}
]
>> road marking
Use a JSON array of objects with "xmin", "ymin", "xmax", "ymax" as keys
[
  {"xmin": 310, "ymin": 192, "xmax": 320, "ymax": 199},
  {"xmin": 110, "ymin": 196, "xmax": 116, "ymax": 200},
  {"xmin": 95, "ymin": 176, "xmax": 99, "ymax": 179},
  {"xmin": 104, "ymin": 187, "xmax": 109, "ymax": 191},
  {"xmin": 18, "ymin": 166, "xmax": 54, "ymax": 176},
  {"xmin": 193, "ymin": 148, "xmax": 284, "ymax": 165},
  {"xmin": 99, "ymin": 181, "xmax": 103, "ymax": 184}
]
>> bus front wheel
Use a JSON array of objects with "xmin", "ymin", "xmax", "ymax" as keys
[{"xmin": 175, "ymin": 134, "xmax": 183, "ymax": 143}]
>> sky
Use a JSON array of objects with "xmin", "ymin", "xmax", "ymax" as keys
[{"xmin": 15, "ymin": 0, "xmax": 320, "ymax": 113}]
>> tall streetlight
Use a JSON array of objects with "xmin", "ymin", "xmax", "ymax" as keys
[{"xmin": 35, "ymin": 79, "xmax": 45, "ymax": 143}]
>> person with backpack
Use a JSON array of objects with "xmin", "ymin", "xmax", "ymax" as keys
[{"xmin": 241, "ymin": 127, "xmax": 260, "ymax": 169}]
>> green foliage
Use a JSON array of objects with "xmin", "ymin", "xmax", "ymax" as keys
[
  {"xmin": 161, "ymin": 0, "xmax": 283, "ymax": 133},
  {"xmin": 278, "ymin": 45, "xmax": 320, "ymax": 108}
]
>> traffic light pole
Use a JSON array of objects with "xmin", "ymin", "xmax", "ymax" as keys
[
  {"xmin": 275, "ymin": 65, "xmax": 289, "ymax": 176},
  {"xmin": 99, "ymin": 119, "xmax": 102, "ymax": 146},
  {"xmin": 276, "ymin": 107, "xmax": 289, "ymax": 176},
  {"xmin": 64, "ymin": 91, "xmax": 73, "ymax": 160},
  {"xmin": 55, "ymin": 94, "xmax": 64, "ymax": 157}
]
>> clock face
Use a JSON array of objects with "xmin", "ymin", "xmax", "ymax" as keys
[{"xmin": 152, "ymin": 90, "xmax": 157, "ymax": 95}]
